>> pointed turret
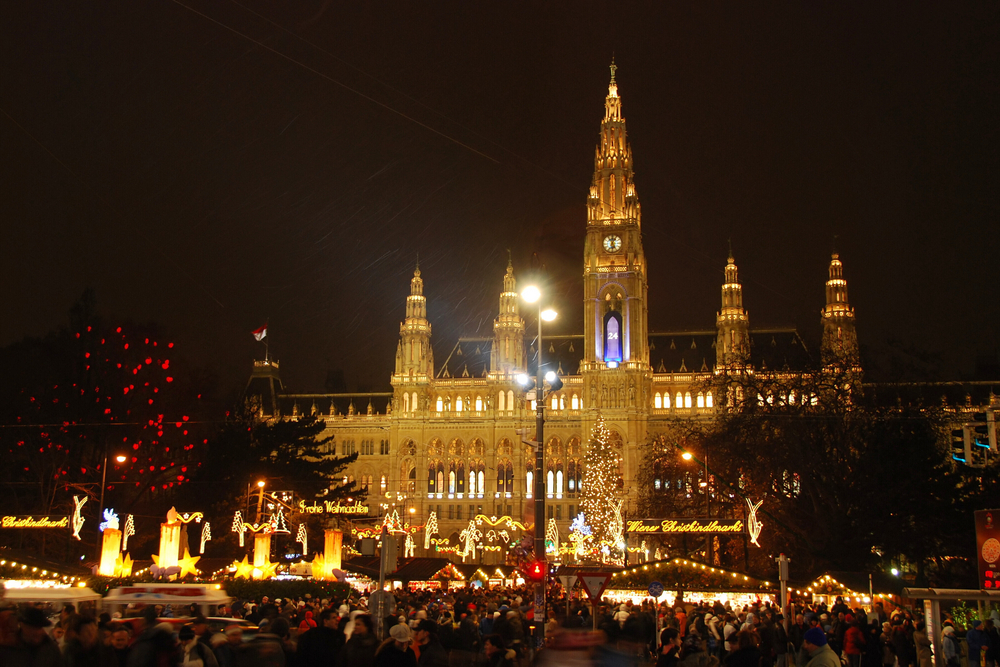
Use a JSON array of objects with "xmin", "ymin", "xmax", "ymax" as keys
[
  {"xmin": 716, "ymin": 252, "xmax": 749, "ymax": 368},
  {"xmin": 821, "ymin": 253, "xmax": 859, "ymax": 365},
  {"xmin": 491, "ymin": 258, "xmax": 525, "ymax": 375},
  {"xmin": 392, "ymin": 264, "xmax": 433, "ymax": 411},
  {"xmin": 583, "ymin": 61, "xmax": 650, "ymax": 370}
]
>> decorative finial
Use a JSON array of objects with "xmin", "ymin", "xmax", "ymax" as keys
[
  {"xmin": 727, "ymin": 238, "xmax": 734, "ymax": 262},
  {"xmin": 610, "ymin": 57, "xmax": 617, "ymax": 83},
  {"xmin": 507, "ymin": 248, "xmax": 513, "ymax": 269},
  {"xmin": 414, "ymin": 253, "xmax": 420, "ymax": 277}
]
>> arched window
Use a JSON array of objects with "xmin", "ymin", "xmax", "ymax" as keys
[
  {"xmin": 403, "ymin": 393, "xmax": 410, "ymax": 412},
  {"xmin": 571, "ymin": 394, "xmax": 579, "ymax": 410},
  {"xmin": 469, "ymin": 470, "xmax": 476, "ymax": 494},
  {"xmin": 559, "ymin": 395, "xmax": 566, "ymax": 410},
  {"xmin": 556, "ymin": 469, "xmax": 564, "ymax": 495},
  {"xmin": 448, "ymin": 469, "xmax": 456, "ymax": 494},
  {"xmin": 428, "ymin": 463, "xmax": 436, "ymax": 493},
  {"xmin": 497, "ymin": 462, "xmax": 507, "ymax": 494},
  {"xmin": 436, "ymin": 396, "xmax": 443, "ymax": 412},
  {"xmin": 456, "ymin": 396, "xmax": 463, "ymax": 412},
  {"xmin": 411, "ymin": 392, "xmax": 418, "ymax": 412},
  {"xmin": 675, "ymin": 392, "xmax": 683, "ymax": 409},
  {"xmin": 547, "ymin": 470, "xmax": 555, "ymax": 496},
  {"xmin": 380, "ymin": 474, "xmax": 387, "ymax": 493},
  {"xmin": 664, "ymin": 393, "xmax": 671, "ymax": 409},
  {"xmin": 684, "ymin": 392, "xmax": 692, "ymax": 408},
  {"xmin": 505, "ymin": 462, "xmax": 513, "ymax": 495},
  {"xmin": 526, "ymin": 468, "xmax": 534, "ymax": 498},
  {"xmin": 706, "ymin": 391, "xmax": 714, "ymax": 408},
  {"xmin": 498, "ymin": 390, "xmax": 506, "ymax": 411},
  {"xmin": 457, "ymin": 463, "xmax": 466, "ymax": 493},
  {"xmin": 654, "ymin": 392, "xmax": 662, "ymax": 409},
  {"xmin": 551, "ymin": 395, "xmax": 558, "ymax": 410},
  {"xmin": 478, "ymin": 469, "xmax": 485, "ymax": 495},
  {"xmin": 697, "ymin": 392, "xmax": 705, "ymax": 408},
  {"xmin": 475, "ymin": 396, "xmax": 483, "ymax": 411},
  {"xmin": 507, "ymin": 390, "xmax": 514, "ymax": 411},
  {"xmin": 436, "ymin": 464, "xmax": 444, "ymax": 493},
  {"xmin": 603, "ymin": 310, "xmax": 623, "ymax": 363}
]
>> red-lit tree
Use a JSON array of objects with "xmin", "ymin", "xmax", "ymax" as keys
[{"xmin": 0, "ymin": 291, "xmax": 209, "ymax": 560}]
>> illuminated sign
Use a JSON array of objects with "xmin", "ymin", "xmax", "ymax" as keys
[
  {"xmin": 976, "ymin": 509, "xmax": 1000, "ymax": 589},
  {"xmin": 1, "ymin": 516, "xmax": 70, "ymax": 529},
  {"xmin": 298, "ymin": 500, "xmax": 369, "ymax": 515},
  {"xmin": 625, "ymin": 519, "xmax": 745, "ymax": 534}
]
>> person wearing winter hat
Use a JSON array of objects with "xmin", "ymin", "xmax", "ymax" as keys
[
  {"xmin": 803, "ymin": 627, "xmax": 839, "ymax": 667},
  {"xmin": 375, "ymin": 623, "xmax": 416, "ymax": 667},
  {"xmin": 942, "ymin": 626, "xmax": 960, "ymax": 667}
]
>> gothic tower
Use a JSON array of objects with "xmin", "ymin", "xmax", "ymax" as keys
[
  {"xmin": 392, "ymin": 264, "xmax": 433, "ymax": 413},
  {"xmin": 582, "ymin": 61, "xmax": 650, "ymax": 372},
  {"xmin": 716, "ymin": 252, "xmax": 750, "ymax": 368},
  {"xmin": 821, "ymin": 253, "xmax": 859, "ymax": 365},
  {"xmin": 491, "ymin": 259, "xmax": 525, "ymax": 375}
]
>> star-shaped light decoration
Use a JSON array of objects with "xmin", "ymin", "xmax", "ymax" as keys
[
  {"xmin": 115, "ymin": 553, "xmax": 134, "ymax": 577},
  {"xmin": 176, "ymin": 548, "xmax": 201, "ymax": 578},
  {"xmin": 256, "ymin": 561, "xmax": 279, "ymax": 579},
  {"xmin": 233, "ymin": 555, "xmax": 255, "ymax": 579},
  {"xmin": 310, "ymin": 552, "xmax": 326, "ymax": 580}
]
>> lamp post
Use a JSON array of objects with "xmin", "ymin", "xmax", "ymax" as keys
[
  {"xmin": 681, "ymin": 450, "xmax": 712, "ymax": 563},
  {"xmin": 96, "ymin": 447, "xmax": 127, "ymax": 558},
  {"xmin": 520, "ymin": 285, "xmax": 557, "ymax": 648},
  {"xmin": 255, "ymin": 480, "xmax": 266, "ymax": 523}
]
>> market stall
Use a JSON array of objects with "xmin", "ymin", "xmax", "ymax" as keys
[
  {"xmin": 602, "ymin": 557, "xmax": 776, "ymax": 607},
  {"xmin": 2, "ymin": 581, "xmax": 102, "ymax": 614},
  {"xmin": 104, "ymin": 583, "xmax": 231, "ymax": 616}
]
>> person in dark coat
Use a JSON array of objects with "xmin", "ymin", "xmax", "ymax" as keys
[
  {"xmin": 657, "ymin": 628, "xmax": 683, "ymax": 667},
  {"xmin": 126, "ymin": 608, "xmax": 178, "ymax": 667},
  {"xmin": 375, "ymin": 623, "xmax": 417, "ymax": 667},
  {"xmin": 5, "ymin": 607, "xmax": 64, "ymax": 667},
  {"xmin": 338, "ymin": 615, "xmax": 378, "ymax": 667},
  {"xmin": 413, "ymin": 620, "xmax": 448, "ymax": 667},
  {"xmin": 725, "ymin": 630, "xmax": 763, "ymax": 667},
  {"xmin": 296, "ymin": 609, "xmax": 344, "ymax": 667}
]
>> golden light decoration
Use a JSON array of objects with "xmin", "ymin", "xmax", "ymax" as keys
[{"xmin": 176, "ymin": 548, "xmax": 201, "ymax": 578}]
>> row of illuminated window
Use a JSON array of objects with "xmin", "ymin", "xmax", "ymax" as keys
[
  {"xmin": 427, "ymin": 460, "xmax": 587, "ymax": 497},
  {"xmin": 653, "ymin": 391, "xmax": 714, "ymax": 409},
  {"xmin": 339, "ymin": 439, "xmax": 391, "ymax": 456}
]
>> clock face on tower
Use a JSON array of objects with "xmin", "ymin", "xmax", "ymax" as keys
[{"xmin": 603, "ymin": 235, "xmax": 622, "ymax": 253}]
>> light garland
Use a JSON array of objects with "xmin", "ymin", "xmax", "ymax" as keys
[
  {"xmin": 71, "ymin": 495, "xmax": 87, "ymax": 540},
  {"xmin": 122, "ymin": 514, "xmax": 135, "ymax": 551},
  {"xmin": 296, "ymin": 523, "xmax": 307, "ymax": 555},
  {"xmin": 424, "ymin": 511, "xmax": 438, "ymax": 550},
  {"xmin": 545, "ymin": 518, "xmax": 559, "ymax": 554},
  {"xmin": 200, "ymin": 522, "xmax": 212, "ymax": 554}
]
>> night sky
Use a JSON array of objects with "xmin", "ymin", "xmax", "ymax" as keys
[{"xmin": 2, "ymin": 2, "xmax": 997, "ymax": 395}]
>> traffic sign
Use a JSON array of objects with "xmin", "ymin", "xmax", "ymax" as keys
[
  {"xmin": 558, "ymin": 574, "xmax": 577, "ymax": 591},
  {"xmin": 579, "ymin": 572, "xmax": 612, "ymax": 601},
  {"xmin": 648, "ymin": 581, "xmax": 664, "ymax": 598}
]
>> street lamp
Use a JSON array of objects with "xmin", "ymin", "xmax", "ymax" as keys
[
  {"xmin": 520, "ymin": 284, "xmax": 558, "ymax": 648},
  {"xmin": 256, "ymin": 480, "xmax": 266, "ymax": 522},
  {"xmin": 97, "ymin": 447, "xmax": 127, "ymax": 559},
  {"xmin": 681, "ymin": 450, "xmax": 712, "ymax": 562}
]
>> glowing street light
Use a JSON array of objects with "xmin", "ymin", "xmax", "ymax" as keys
[
  {"xmin": 115, "ymin": 455, "xmax": 127, "ymax": 463},
  {"xmin": 520, "ymin": 283, "xmax": 559, "ymax": 646}
]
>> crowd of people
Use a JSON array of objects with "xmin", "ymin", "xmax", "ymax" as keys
[{"xmin": 0, "ymin": 587, "xmax": 995, "ymax": 667}]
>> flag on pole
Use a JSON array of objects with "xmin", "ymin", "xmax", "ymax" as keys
[{"xmin": 251, "ymin": 324, "xmax": 267, "ymax": 342}]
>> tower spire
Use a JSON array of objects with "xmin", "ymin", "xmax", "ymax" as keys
[
  {"xmin": 716, "ymin": 251, "xmax": 749, "ymax": 368},
  {"xmin": 821, "ymin": 252, "xmax": 859, "ymax": 366},
  {"xmin": 582, "ymin": 66, "xmax": 650, "ymax": 370},
  {"xmin": 491, "ymin": 261, "xmax": 525, "ymax": 375},
  {"xmin": 392, "ymin": 264, "xmax": 433, "ymax": 395}
]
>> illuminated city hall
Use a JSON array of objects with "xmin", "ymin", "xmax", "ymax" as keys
[{"xmin": 247, "ymin": 67, "xmax": 858, "ymax": 563}]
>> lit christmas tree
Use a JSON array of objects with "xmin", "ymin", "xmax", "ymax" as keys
[{"xmin": 580, "ymin": 413, "xmax": 623, "ymax": 562}]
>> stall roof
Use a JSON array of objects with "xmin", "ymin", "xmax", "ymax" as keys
[
  {"xmin": 2, "ymin": 587, "xmax": 102, "ymax": 603},
  {"xmin": 343, "ymin": 557, "xmax": 462, "ymax": 583},
  {"xmin": 104, "ymin": 583, "xmax": 231, "ymax": 607},
  {"xmin": 903, "ymin": 588, "xmax": 1000, "ymax": 601}
]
